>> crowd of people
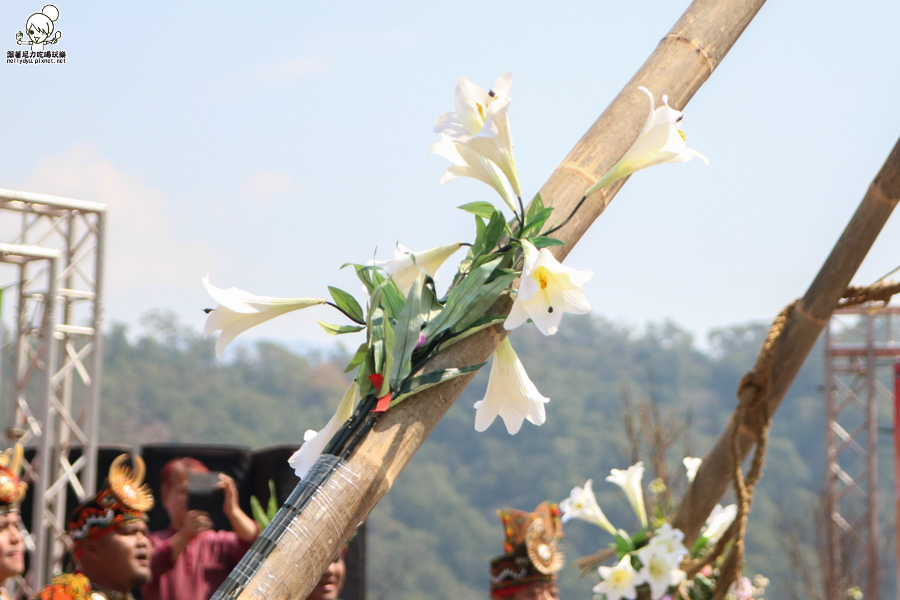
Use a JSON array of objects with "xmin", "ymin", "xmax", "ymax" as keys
[{"xmin": 0, "ymin": 449, "xmax": 561, "ymax": 600}]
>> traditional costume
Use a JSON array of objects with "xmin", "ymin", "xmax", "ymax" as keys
[
  {"xmin": 0, "ymin": 445, "xmax": 28, "ymax": 600},
  {"xmin": 33, "ymin": 454, "xmax": 154, "ymax": 600},
  {"xmin": 489, "ymin": 501, "xmax": 564, "ymax": 598}
]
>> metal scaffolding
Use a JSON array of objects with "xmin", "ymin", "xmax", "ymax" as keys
[
  {"xmin": 823, "ymin": 304, "xmax": 899, "ymax": 600},
  {"xmin": 0, "ymin": 188, "xmax": 106, "ymax": 589}
]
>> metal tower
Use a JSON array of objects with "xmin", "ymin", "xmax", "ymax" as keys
[
  {"xmin": 823, "ymin": 304, "xmax": 899, "ymax": 600},
  {"xmin": 0, "ymin": 188, "xmax": 106, "ymax": 589}
]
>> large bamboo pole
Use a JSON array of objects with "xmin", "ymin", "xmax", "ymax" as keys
[
  {"xmin": 671, "ymin": 136, "xmax": 900, "ymax": 544},
  {"xmin": 213, "ymin": 1, "xmax": 769, "ymax": 598}
]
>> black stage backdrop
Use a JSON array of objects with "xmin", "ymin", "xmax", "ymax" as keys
[{"xmin": 22, "ymin": 444, "xmax": 366, "ymax": 600}]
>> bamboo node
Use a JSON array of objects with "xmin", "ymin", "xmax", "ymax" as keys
[
  {"xmin": 869, "ymin": 177, "xmax": 900, "ymax": 207},
  {"xmin": 661, "ymin": 33, "xmax": 715, "ymax": 74},
  {"xmin": 558, "ymin": 163, "xmax": 600, "ymax": 187},
  {"xmin": 793, "ymin": 299, "xmax": 829, "ymax": 326}
]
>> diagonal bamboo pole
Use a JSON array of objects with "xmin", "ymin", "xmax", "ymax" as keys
[
  {"xmin": 214, "ymin": 1, "xmax": 769, "ymax": 598},
  {"xmin": 671, "ymin": 136, "xmax": 900, "ymax": 544}
]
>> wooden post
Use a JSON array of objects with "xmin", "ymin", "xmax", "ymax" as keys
[
  {"xmin": 213, "ymin": 1, "xmax": 769, "ymax": 598},
  {"xmin": 671, "ymin": 136, "xmax": 900, "ymax": 544}
]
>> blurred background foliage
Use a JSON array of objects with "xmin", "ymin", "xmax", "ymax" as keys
[{"xmin": 5, "ymin": 309, "xmax": 894, "ymax": 600}]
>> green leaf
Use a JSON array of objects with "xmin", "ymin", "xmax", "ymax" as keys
[
  {"xmin": 250, "ymin": 495, "xmax": 266, "ymax": 528},
  {"xmin": 265, "ymin": 480, "xmax": 278, "ymax": 519},
  {"xmin": 458, "ymin": 201, "xmax": 497, "ymax": 219},
  {"xmin": 467, "ymin": 210, "xmax": 508, "ymax": 265},
  {"xmin": 525, "ymin": 193, "xmax": 545, "ymax": 221},
  {"xmin": 249, "ymin": 479, "xmax": 279, "ymax": 530},
  {"xmin": 350, "ymin": 263, "xmax": 379, "ymax": 296},
  {"xmin": 328, "ymin": 286, "xmax": 365, "ymax": 324},
  {"xmin": 614, "ymin": 531, "xmax": 635, "ymax": 558},
  {"xmin": 389, "ymin": 271, "xmax": 426, "ymax": 388},
  {"xmin": 691, "ymin": 534, "xmax": 710, "ymax": 557},
  {"xmin": 421, "ymin": 257, "xmax": 504, "ymax": 340},
  {"xmin": 527, "ymin": 236, "xmax": 565, "ymax": 248},
  {"xmin": 318, "ymin": 322, "xmax": 366, "ymax": 336},
  {"xmin": 630, "ymin": 528, "xmax": 649, "ymax": 550},
  {"xmin": 366, "ymin": 307, "xmax": 386, "ymax": 383},
  {"xmin": 344, "ymin": 342, "xmax": 368, "ymax": 373},
  {"xmin": 379, "ymin": 311, "xmax": 395, "ymax": 396},
  {"xmin": 481, "ymin": 209, "xmax": 509, "ymax": 254},
  {"xmin": 689, "ymin": 573, "xmax": 714, "ymax": 600},
  {"xmin": 520, "ymin": 207, "xmax": 555, "ymax": 236},
  {"xmin": 391, "ymin": 363, "xmax": 485, "ymax": 404},
  {"xmin": 450, "ymin": 271, "xmax": 517, "ymax": 334},
  {"xmin": 435, "ymin": 315, "xmax": 506, "ymax": 352},
  {"xmin": 370, "ymin": 271, "xmax": 406, "ymax": 320}
]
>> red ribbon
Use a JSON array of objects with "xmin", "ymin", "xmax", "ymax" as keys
[{"xmin": 368, "ymin": 374, "xmax": 392, "ymax": 413}]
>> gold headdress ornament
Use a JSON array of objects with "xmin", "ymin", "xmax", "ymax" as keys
[
  {"xmin": 490, "ymin": 502, "xmax": 564, "ymax": 595},
  {"xmin": 67, "ymin": 453, "xmax": 154, "ymax": 542},
  {"xmin": 108, "ymin": 453, "xmax": 154, "ymax": 512},
  {"xmin": 0, "ymin": 444, "xmax": 27, "ymax": 508}
]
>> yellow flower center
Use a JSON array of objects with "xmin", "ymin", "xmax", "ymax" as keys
[
  {"xmin": 678, "ymin": 128, "xmax": 686, "ymax": 142},
  {"xmin": 611, "ymin": 571, "xmax": 631, "ymax": 585},
  {"xmin": 477, "ymin": 91, "xmax": 499, "ymax": 125},
  {"xmin": 535, "ymin": 267, "xmax": 554, "ymax": 314}
]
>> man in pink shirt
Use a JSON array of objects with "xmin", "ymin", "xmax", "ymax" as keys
[{"xmin": 142, "ymin": 458, "xmax": 260, "ymax": 600}]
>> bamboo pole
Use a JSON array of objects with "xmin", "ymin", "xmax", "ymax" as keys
[
  {"xmin": 671, "ymin": 136, "xmax": 900, "ymax": 544},
  {"xmin": 213, "ymin": 1, "xmax": 769, "ymax": 598}
]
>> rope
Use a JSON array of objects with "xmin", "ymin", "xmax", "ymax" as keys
[
  {"xmin": 837, "ymin": 280, "xmax": 900, "ymax": 309},
  {"xmin": 681, "ymin": 280, "xmax": 899, "ymax": 598}
]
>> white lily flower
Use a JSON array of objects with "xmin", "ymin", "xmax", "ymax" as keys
[
  {"xmin": 636, "ymin": 551, "xmax": 687, "ymax": 599},
  {"xmin": 473, "ymin": 337, "xmax": 549, "ymax": 435},
  {"xmin": 585, "ymin": 86, "xmax": 708, "ymax": 196},
  {"xmin": 559, "ymin": 479, "xmax": 617, "ymax": 534},
  {"xmin": 683, "ymin": 457, "xmax": 702, "ymax": 483},
  {"xmin": 430, "ymin": 135, "xmax": 518, "ymax": 213},
  {"xmin": 606, "ymin": 461, "xmax": 648, "ymax": 528},
  {"xmin": 431, "ymin": 72, "xmax": 521, "ymax": 211},
  {"xmin": 434, "ymin": 72, "xmax": 512, "ymax": 140},
  {"xmin": 700, "ymin": 503, "xmax": 737, "ymax": 543},
  {"xmin": 203, "ymin": 275, "xmax": 325, "ymax": 359},
  {"xmin": 640, "ymin": 524, "xmax": 688, "ymax": 566},
  {"xmin": 504, "ymin": 240, "xmax": 593, "ymax": 336},
  {"xmin": 594, "ymin": 555, "xmax": 639, "ymax": 600},
  {"xmin": 634, "ymin": 524, "xmax": 688, "ymax": 599},
  {"xmin": 368, "ymin": 242, "xmax": 462, "ymax": 296},
  {"xmin": 288, "ymin": 382, "xmax": 358, "ymax": 480}
]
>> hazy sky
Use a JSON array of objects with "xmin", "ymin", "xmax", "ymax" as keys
[{"xmin": 2, "ymin": 1, "xmax": 898, "ymax": 354}]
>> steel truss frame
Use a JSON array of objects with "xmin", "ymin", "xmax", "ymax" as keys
[
  {"xmin": 0, "ymin": 188, "xmax": 106, "ymax": 590},
  {"xmin": 823, "ymin": 305, "xmax": 899, "ymax": 600}
]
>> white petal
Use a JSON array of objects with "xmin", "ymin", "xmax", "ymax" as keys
[{"xmin": 473, "ymin": 338, "xmax": 549, "ymax": 434}]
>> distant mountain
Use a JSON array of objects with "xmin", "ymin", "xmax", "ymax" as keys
[{"xmin": 24, "ymin": 310, "xmax": 891, "ymax": 600}]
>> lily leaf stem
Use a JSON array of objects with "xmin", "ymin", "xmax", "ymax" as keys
[
  {"xmin": 540, "ymin": 194, "xmax": 587, "ymax": 238},
  {"xmin": 326, "ymin": 301, "xmax": 367, "ymax": 325}
]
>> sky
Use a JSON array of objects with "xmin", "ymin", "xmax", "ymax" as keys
[{"xmin": 1, "ymin": 1, "xmax": 898, "ymax": 355}]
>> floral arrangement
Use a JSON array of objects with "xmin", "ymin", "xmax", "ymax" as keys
[
  {"xmin": 561, "ymin": 460, "xmax": 768, "ymax": 600},
  {"xmin": 201, "ymin": 72, "xmax": 707, "ymax": 478}
]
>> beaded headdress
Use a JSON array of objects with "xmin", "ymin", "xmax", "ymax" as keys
[{"xmin": 67, "ymin": 454, "xmax": 154, "ymax": 542}]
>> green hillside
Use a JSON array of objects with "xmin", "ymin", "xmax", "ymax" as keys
[{"xmin": 38, "ymin": 310, "xmax": 898, "ymax": 599}]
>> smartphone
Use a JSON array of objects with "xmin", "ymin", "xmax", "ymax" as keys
[{"xmin": 187, "ymin": 471, "xmax": 224, "ymax": 513}]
